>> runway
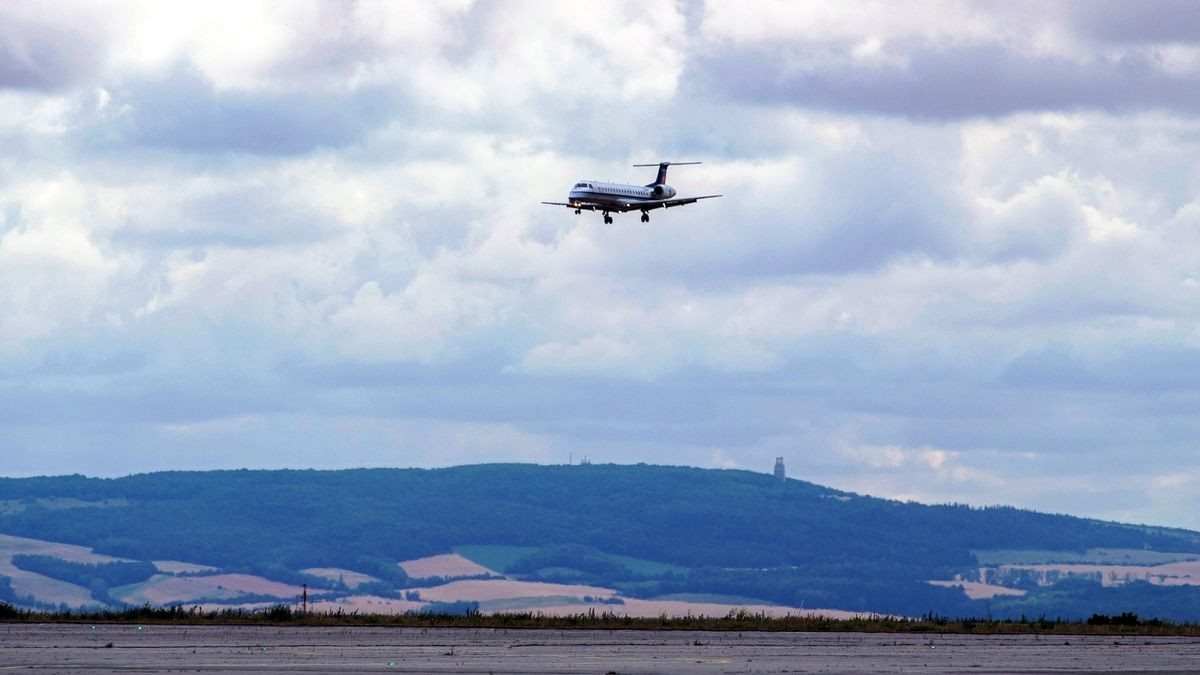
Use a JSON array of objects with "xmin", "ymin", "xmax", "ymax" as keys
[{"xmin": 3, "ymin": 623, "xmax": 1200, "ymax": 673}]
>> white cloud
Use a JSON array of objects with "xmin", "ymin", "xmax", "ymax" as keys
[
  {"xmin": 104, "ymin": 1, "xmax": 473, "ymax": 91},
  {"xmin": 705, "ymin": 447, "xmax": 741, "ymax": 470},
  {"xmin": 517, "ymin": 336, "xmax": 639, "ymax": 376},
  {"xmin": 325, "ymin": 273, "xmax": 513, "ymax": 363},
  {"xmin": 0, "ymin": 175, "xmax": 130, "ymax": 353},
  {"xmin": 699, "ymin": 0, "xmax": 998, "ymax": 47}
]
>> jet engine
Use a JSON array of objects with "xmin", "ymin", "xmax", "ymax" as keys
[{"xmin": 651, "ymin": 184, "xmax": 677, "ymax": 199}]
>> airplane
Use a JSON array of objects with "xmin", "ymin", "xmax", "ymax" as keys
[{"xmin": 542, "ymin": 161, "xmax": 721, "ymax": 224}]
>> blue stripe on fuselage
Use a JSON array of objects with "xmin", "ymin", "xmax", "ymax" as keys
[{"xmin": 568, "ymin": 188, "xmax": 656, "ymax": 210}]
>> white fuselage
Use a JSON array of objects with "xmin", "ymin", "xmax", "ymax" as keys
[{"xmin": 567, "ymin": 180, "xmax": 677, "ymax": 211}]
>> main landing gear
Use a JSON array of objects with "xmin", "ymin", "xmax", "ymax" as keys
[
  {"xmin": 603, "ymin": 212, "xmax": 613, "ymax": 224},
  {"xmin": 640, "ymin": 211, "xmax": 649, "ymax": 223}
]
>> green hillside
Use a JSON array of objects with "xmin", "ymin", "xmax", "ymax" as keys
[{"xmin": 2, "ymin": 464, "xmax": 1199, "ymax": 618}]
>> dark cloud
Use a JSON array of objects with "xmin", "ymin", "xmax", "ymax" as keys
[
  {"xmin": 1069, "ymin": 0, "xmax": 1200, "ymax": 45},
  {"xmin": 998, "ymin": 345, "xmax": 1102, "ymax": 389},
  {"xmin": 0, "ymin": 385, "xmax": 281, "ymax": 426},
  {"xmin": 284, "ymin": 359, "xmax": 719, "ymax": 428},
  {"xmin": 614, "ymin": 151, "xmax": 967, "ymax": 280},
  {"xmin": 281, "ymin": 353, "xmax": 513, "ymax": 389},
  {"xmin": 35, "ymin": 351, "xmax": 146, "ymax": 377},
  {"xmin": 100, "ymin": 66, "xmax": 402, "ymax": 155},
  {"xmin": 0, "ymin": 9, "xmax": 104, "ymax": 90},
  {"xmin": 793, "ymin": 154, "xmax": 966, "ymax": 270},
  {"xmin": 999, "ymin": 343, "xmax": 1200, "ymax": 393},
  {"xmin": 977, "ymin": 281, "xmax": 1163, "ymax": 329},
  {"xmin": 695, "ymin": 42, "xmax": 1200, "ymax": 119},
  {"xmin": 112, "ymin": 185, "xmax": 341, "ymax": 249}
]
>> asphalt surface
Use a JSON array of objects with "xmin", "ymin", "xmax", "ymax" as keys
[{"xmin": 3, "ymin": 623, "xmax": 1200, "ymax": 673}]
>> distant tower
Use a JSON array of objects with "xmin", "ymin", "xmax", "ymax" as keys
[{"xmin": 774, "ymin": 457, "xmax": 786, "ymax": 480}]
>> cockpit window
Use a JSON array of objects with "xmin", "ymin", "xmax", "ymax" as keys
[{"xmin": 573, "ymin": 182, "xmax": 587, "ymax": 188}]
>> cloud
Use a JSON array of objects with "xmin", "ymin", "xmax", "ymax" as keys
[
  {"xmin": 695, "ymin": 1, "xmax": 1200, "ymax": 119},
  {"xmin": 998, "ymin": 345, "xmax": 1100, "ymax": 389},
  {"xmin": 1068, "ymin": 0, "xmax": 1200, "ymax": 45},
  {"xmin": 102, "ymin": 1, "xmax": 473, "ymax": 91},
  {"xmin": 0, "ymin": 176, "xmax": 128, "ymax": 353},
  {"xmin": 830, "ymin": 434, "xmax": 1008, "ymax": 503},
  {"xmin": 99, "ymin": 66, "xmax": 402, "ymax": 154},
  {"xmin": 698, "ymin": 42, "xmax": 1200, "ymax": 119},
  {"xmin": 0, "ymin": 5, "xmax": 109, "ymax": 91},
  {"xmin": 325, "ymin": 276, "xmax": 515, "ymax": 363},
  {"xmin": 3, "ymin": 1, "xmax": 1200, "ymax": 531},
  {"xmin": 1002, "ymin": 344, "xmax": 1200, "ymax": 393},
  {"xmin": 518, "ymin": 336, "xmax": 640, "ymax": 376}
]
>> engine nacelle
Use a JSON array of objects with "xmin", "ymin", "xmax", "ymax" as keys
[{"xmin": 651, "ymin": 184, "xmax": 677, "ymax": 199}]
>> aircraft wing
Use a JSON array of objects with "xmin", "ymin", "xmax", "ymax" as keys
[
  {"xmin": 640, "ymin": 194, "xmax": 722, "ymax": 211},
  {"xmin": 541, "ymin": 201, "xmax": 602, "ymax": 211},
  {"xmin": 542, "ymin": 195, "xmax": 721, "ymax": 213}
]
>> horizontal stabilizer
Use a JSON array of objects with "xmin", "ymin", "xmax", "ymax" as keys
[{"xmin": 633, "ymin": 161, "xmax": 702, "ymax": 186}]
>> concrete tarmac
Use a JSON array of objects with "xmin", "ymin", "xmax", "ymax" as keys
[{"xmin": 3, "ymin": 623, "xmax": 1200, "ymax": 673}]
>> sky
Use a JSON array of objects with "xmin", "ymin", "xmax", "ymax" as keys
[{"xmin": 2, "ymin": 0, "xmax": 1200, "ymax": 530}]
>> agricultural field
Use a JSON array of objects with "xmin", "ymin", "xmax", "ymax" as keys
[
  {"xmin": 927, "ymin": 580, "xmax": 1027, "ymax": 600},
  {"xmin": 1, "ymin": 533, "xmax": 826, "ymax": 619},
  {"xmin": 0, "ymin": 533, "xmax": 135, "ymax": 607},
  {"xmin": 972, "ymin": 548, "xmax": 1200, "ymax": 566},
  {"xmin": 452, "ymin": 545, "xmax": 538, "ymax": 572},
  {"xmin": 153, "ymin": 561, "xmax": 217, "ymax": 575},
  {"xmin": 299, "ymin": 567, "xmax": 380, "ymax": 589},
  {"xmin": 397, "ymin": 553, "xmax": 495, "ymax": 579},
  {"xmin": 987, "ymin": 560, "xmax": 1200, "ymax": 588},
  {"xmin": 112, "ymin": 574, "xmax": 306, "ymax": 606}
]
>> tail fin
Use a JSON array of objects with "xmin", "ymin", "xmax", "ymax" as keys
[{"xmin": 634, "ymin": 161, "xmax": 701, "ymax": 186}]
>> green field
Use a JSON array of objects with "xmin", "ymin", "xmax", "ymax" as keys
[
  {"xmin": 453, "ymin": 545, "xmax": 538, "ymax": 572},
  {"xmin": 455, "ymin": 544, "xmax": 687, "ymax": 578},
  {"xmin": 603, "ymin": 553, "xmax": 688, "ymax": 577}
]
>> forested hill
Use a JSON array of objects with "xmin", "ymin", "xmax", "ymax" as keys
[{"xmin": 3, "ymin": 463, "xmax": 1200, "ymax": 617}]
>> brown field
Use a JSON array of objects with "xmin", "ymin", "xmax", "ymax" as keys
[
  {"xmin": 992, "ymin": 560, "xmax": 1200, "ymax": 587},
  {"xmin": 305, "ymin": 594, "xmax": 428, "ymax": 614},
  {"xmin": 397, "ymin": 553, "xmax": 496, "ymax": 579},
  {"xmin": 298, "ymin": 594, "xmax": 856, "ymax": 619},
  {"xmin": 0, "ymin": 533, "xmax": 140, "ymax": 607},
  {"xmin": 927, "ymin": 579, "xmax": 1027, "ymax": 600},
  {"xmin": 0, "ymin": 562, "xmax": 95, "ymax": 607},
  {"xmin": 113, "ymin": 574, "xmax": 306, "ymax": 605},
  {"xmin": 152, "ymin": 560, "xmax": 217, "ymax": 574},
  {"xmin": 416, "ymin": 579, "xmax": 615, "ymax": 603},
  {"xmin": 496, "ymin": 598, "xmax": 861, "ymax": 619},
  {"xmin": 300, "ymin": 567, "xmax": 379, "ymax": 589},
  {"xmin": 0, "ymin": 533, "xmax": 131, "ymax": 565}
]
